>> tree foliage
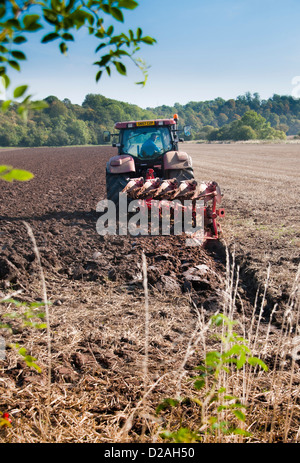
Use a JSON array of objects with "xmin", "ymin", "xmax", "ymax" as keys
[
  {"xmin": 207, "ymin": 110, "xmax": 286, "ymax": 141},
  {"xmin": 0, "ymin": 0, "xmax": 156, "ymax": 117},
  {"xmin": 0, "ymin": 92, "xmax": 300, "ymax": 147}
]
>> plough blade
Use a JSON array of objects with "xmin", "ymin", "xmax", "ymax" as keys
[
  {"xmin": 135, "ymin": 177, "xmax": 161, "ymax": 199},
  {"xmin": 167, "ymin": 179, "xmax": 198, "ymax": 200},
  {"xmin": 122, "ymin": 177, "xmax": 222, "ymax": 204},
  {"xmin": 153, "ymin": 178, "xmax": 179, "ymax": 199},
  {"xmin": 120, "ymin": 176, "xmax": 224, "ymax": 242},
  {"xmin": 122, "ymin": 177, "xmax": 144, "ymax": 197}
]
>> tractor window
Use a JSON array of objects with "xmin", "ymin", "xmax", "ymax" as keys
[{"xmin": 121, "ymin": 126, "xmax": 172, "ymax": 159}]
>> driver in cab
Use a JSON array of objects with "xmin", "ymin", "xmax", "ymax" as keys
[{"xmin": 141, "ymin": 133, "xmax": 161, "ymax": 157}]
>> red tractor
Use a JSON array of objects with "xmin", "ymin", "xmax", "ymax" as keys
[{"xmin": 104, "ymin": 115, "xmax": 224, "ymax": 241}]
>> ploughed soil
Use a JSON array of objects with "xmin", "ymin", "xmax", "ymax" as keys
[{"xmin": 0, "ymin": 144, "xmax": 299, "ymax": 443}]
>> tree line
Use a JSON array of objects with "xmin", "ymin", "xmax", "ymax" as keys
[{"xmin": 0, "ymin": 92, "xmax": 299, "ymax": 147}]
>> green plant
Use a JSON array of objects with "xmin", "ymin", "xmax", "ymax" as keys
[
  {"xmin": 0, "ymin": 164, "xmax": 34, "ymax": 181},
  {"xmin": 157, "ymin": 313, "xmax": 268, "ymax": 442},
  {"xmin": 0, "ymin": 297, "xmax": 48, "ymax": 372}
]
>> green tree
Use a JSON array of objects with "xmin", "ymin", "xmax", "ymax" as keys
[
  {"xmin": 240, "ymin": 110, "xmax": 266, "ymax": 131},
  {"xmin": 66, "ymin": 119, "xmax": 92, "ymax": 145},
  {"xmin": 44, "ymin": 96, "xmax": 69, "ymax": 118},
  {"xmin": 232, "ymin": 125, "xmax": 257, "ymax": 141}
]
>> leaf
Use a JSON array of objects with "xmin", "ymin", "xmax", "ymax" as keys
[
  {"xmin": 41, "ymin": 32, "xmax": 60, "ymax": 43},
  {"xmin": 10, "ymin": 169, "xmax": 34, "ymax": 181},
  {"xmin": 36, "ymin": 323, "xmax": 47, "ymax": 329},
  {"xmin": 0, "ymin": 45, "xmax": 8, "ymax": 53},
  {"xmin": 61, "ymin": 33, "xmax": 74, "ymax": 41},
  {"xmin": 233, "ymin": 410, "xmax": 246, "ymax": 422},
  {"xmin": 13, "ymin": 85, "xmax": 28, "ymax": 98},
  {"xmin": 59, "ymin": 42, "xmax": 68, "ymax": 55},
  {"xmin": 0, "ymin": 6, "xmax": 6, "ymax": 19},
  {"xmin": 236, "ymin": 352, "xmax": 246, "ymax": 369},
  {"xmin": 118, "ymin": 0, "xmax": 139, "ymax": 9},
  {"xmin": 110, "ymin": 7, "xmax": 124, "ymax": 22},
  {"xmin": 1, "ymin": 100, "xmax": 11, "ymax": 111},
  {"xmin": 95, "ymin": 70, "xmax": 102, "ymax": 82},
  {"xmin": 141, "ymin": 36, "xmax": 156, "ymax": 45},
  {"xmin": 23, "ymin": 14, "xmax": 42, "ymax": 31},
  {"xmin": 18, "ymin": 347, "xmax": 27, "ymax": 357},
  {"xmin": 161, "ymin": 427, "xmax": 200, "ymax": 443},
  {"xmin": 24, "ymin": 355, "xmax": 42, "ymax": 373},
  {"xmin": 101, "ymin": 4, "xmax": 110, "ymax": 14},
  {"xmin": 0, "ymin": 165, "xmax": 11, "ymax": 174},
  {"xmin": 13, "ymin": 36, "xmax": 27, "ymax": 44},
  {"xmin": 17, "ymin": 106, "xmax": 28, "ymax": 121},
  {"xmin": 95, "ymin": 54, "xmax": 111, "ymax": 67},
  {"xmin": 8, "ymin": 60, "xmax": 20, "ymax": 71},
  {"xmin": 43, "ymin": 8, "xmax": 58, "ymax": 25},
  {"xmin": 95, "ymin": 42, "xmax": 106, "ymax": 53},
  {"xmin": 113, "ymin": 61, "xmax": 127, "ymax": 75},
  {"xmin": 193, "ymin": 379, "xmax": 205, "ymax": 390},
  {"xmin": 0, "ymin": 73, "xmax": 9, "ymax": 89},
  {"xmin": 212, "ymin": 313, "xmax": 227, "ymax": 326},
  {"xmin": 156, "ymin": 398, "xmax": 180, "ymax": 414},
  {"xmin": 205, "ymin": 351, "xmax": 221, "ymax": 366},
  {"xmin": 10, "ymin": 50, "xmax": 26, "ymax": 60},
  {"xmin": 136, "ymin": 79, "xmax": 147, "ymax": 86},
  {"xmin": 106, "ymin": 25, "xmax": 114, "ymax": 36},
  {"xmin": 5, "ymin": 18, "xmax": 21, "ymax": 30},
  {"xmin": 232, "ymin": 428, "xmax": 252, "ymax": 437},
  {"xmin": 29, "ymin": 100, "xmax": 49, "ymax": 111},
  {"xmin": 0, "ymin": 168, "xmax": 34, "ymax": 182},
  {"xmin": 248, "ymin": 356, "xmax": 268, "ymax": 371}
]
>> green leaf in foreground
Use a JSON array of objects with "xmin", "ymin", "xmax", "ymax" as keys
[
  {"xmin": 161, "ymin": 428, "xmax": 201, "ymax": 443},
  {"xmin": 13, "ymin": 85, "xmax": 28, "ymax": 98},
  {"xmin": 0, "ymin": 165, "xmax": 34, "ymax": 182},
  {"xmin": 11, "ymin": 345, "xmax": 41, "ymax": 373},
  {"xmin": 156, "ymin": 397, "xmax": 180, "ymax": 414}
]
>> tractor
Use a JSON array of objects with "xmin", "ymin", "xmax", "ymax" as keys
[{"xmin": 104, "ymin": 115, "xmax": 224, "ymax": 241}]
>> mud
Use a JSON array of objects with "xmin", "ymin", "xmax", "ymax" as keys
[{"xmin": 0, "ymin": 145, "xmax": 298, "ymax": 442}]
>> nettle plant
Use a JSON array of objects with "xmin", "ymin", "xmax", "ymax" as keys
[
  {"xmin": 0, "ymin": 298, "xmax": 47, "ymax": 372},
  {"xmin": 157, "ymin": 314, "xmax": 268, "ymax": 442}
]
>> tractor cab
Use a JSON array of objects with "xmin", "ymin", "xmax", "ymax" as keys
[{"xmin": 104, "ymin": 115, "xmax": 183, "ymax": 159}]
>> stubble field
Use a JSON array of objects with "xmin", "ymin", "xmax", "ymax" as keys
[{"xmin": 0, "ymin": 142, "xmax": 299, "ymax": 443}]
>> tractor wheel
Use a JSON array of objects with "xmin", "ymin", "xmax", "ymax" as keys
[
  {"xmin": 166, "ymin": 167, "xmax": 194, "ymax": 182},
  {"xmin": 106, "ymin": 167, "xmax": 131, "ymax": 208}
]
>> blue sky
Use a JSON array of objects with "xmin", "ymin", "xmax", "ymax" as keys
[{"xmin": 7, "ymin": 0, "xmax": 300, "ymax": 108}]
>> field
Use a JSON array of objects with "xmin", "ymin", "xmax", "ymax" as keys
[{"xmin": 0, "ymin": 143, "xmax": 299, "ymax": 443}]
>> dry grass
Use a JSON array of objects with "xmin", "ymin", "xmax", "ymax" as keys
[
  {"xmin": 189, "ymin": 143, "xmax": 300, "ymax": 296},
  {"xmin": 1, "ymin": 242, "xmax": 299, "ymax": 443}
]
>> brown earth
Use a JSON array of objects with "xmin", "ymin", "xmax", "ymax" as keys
[
  {"xmin": 0, "ymin": 144, "xmax": 299, "ymax": 443},
  {"xmin": 189, "ymin": 142, "xmax": 300, "ymax": 313}
]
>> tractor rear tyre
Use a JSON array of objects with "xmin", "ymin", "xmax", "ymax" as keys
[{"xmin": 106, "ymin": 167, "xmax": 130, "ymax": 208}]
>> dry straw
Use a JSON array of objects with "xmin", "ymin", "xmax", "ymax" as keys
[{"xmin": 1, "ymin": 239, "xmax": 299, "ymax": 443}]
